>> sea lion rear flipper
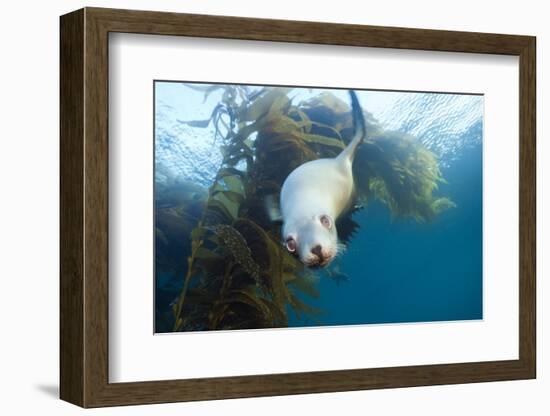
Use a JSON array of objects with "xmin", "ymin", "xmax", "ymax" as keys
[
  {"xmin": 337, "ymin": 90, "xmax": 366, "ymax": 163},
  {"xmin": 264, "ymin": 194, "xmax": 283, "ymax": 223}
]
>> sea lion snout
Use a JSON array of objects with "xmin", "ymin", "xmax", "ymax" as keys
[
  {"xmin": 309, "ymin": 244, "xmax": 333, "ymax": 267},
  {"xmin": 311, "ymin": 245, "xmax": 325, "ymax": 263},
  {"xmin": 311, "ymin": 244, "xmax": 323, "ymax": 258}
]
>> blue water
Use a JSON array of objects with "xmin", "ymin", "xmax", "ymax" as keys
[
  {"xmin": 289, "ymin": 142, "xmax": 483, "ymax": 327},
  {"xmin": 155, "ymin": 83, "xmax": 483, "ymax": 331}
]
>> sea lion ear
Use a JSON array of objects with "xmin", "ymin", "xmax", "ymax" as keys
[{"xmin": 264, "ymin": 194, "xmax": 283, "ymax": 223}]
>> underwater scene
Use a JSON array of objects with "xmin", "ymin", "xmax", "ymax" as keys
[{"xmin": 154, "ymin": 82, "xmax": 483, "ymax": 333}]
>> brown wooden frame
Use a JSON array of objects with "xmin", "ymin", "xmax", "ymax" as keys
[{"xmin": 60, "ymin": 7, "xmax": 536, "ymax": 408}]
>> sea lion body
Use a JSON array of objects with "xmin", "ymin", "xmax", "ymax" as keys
[{"xmin": 280, "ymin": 91, "xmax": 366, "ymax": 267}]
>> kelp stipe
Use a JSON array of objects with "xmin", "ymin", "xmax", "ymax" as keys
[{"xmin": 163, "ymin": 86, "xmax": 454, "ymax": 332}]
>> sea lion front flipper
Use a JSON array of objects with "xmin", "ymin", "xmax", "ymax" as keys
[{"xmin": 264, "ymin": 194, "xmax": 283, "ymax": 223}]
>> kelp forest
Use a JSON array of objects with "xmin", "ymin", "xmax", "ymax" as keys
[{"xmin": 154, "ymin": 85, "xmax": 454, "ymax": 332}]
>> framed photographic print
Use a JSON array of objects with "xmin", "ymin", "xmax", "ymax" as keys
[{"xmin": 60, "ymin": 7, "xmax": 536, "ymax": 408}]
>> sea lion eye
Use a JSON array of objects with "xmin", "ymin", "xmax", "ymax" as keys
[
  {"xmin": 320, "ymin": 215, "xmax": 332, "ymax": 229},
  {"xmin": 285, "ymin": 237, "xmax": 297, "ymax": 253}
]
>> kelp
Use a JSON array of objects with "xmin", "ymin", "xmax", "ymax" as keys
[
  {"xmin": 202, "ymin": 224, "xmax": 261, "ymax": 285},
  {"xmin": 166, "ymin": 86, "xmax": 453, "ymax": 332},
  {"xmin": 299, "ymin": 92, "xmax": 455, "ymax": 221},
  {"xmin": 354, "ymin": 132, "xmax": 455, "ymax": 222},
  {"xmin": 155, "ymin": 178, "xmax": 207, "ymax": 271},
  {"xmin": 154, "ymin": 178, "xmax": 208, "ymax": 332}
]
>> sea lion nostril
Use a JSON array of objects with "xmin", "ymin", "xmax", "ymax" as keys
[{"xmin": 311, "ymin": 245, "xmax": 323, "ymax": 258}]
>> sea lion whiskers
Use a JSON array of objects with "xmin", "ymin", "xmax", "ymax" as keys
[{"xmin": 335, "ymin": 242, "xmax": 347, "ymax": 258}]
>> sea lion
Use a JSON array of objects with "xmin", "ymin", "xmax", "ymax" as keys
[{"xmin": 280, "ymin": 91, "xmax": 366, "ymax": 267}]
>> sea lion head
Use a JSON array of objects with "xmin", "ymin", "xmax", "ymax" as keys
[{"xmin": 282, "ymin": 214, "xmax": 338, "ymax": 267}]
